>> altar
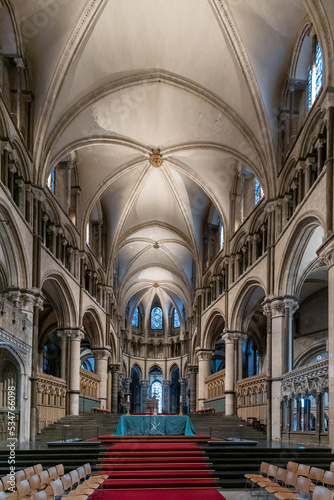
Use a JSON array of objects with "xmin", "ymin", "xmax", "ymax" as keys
[{"xmin": 113, "ymin": 415, "xmax": 196, "ymax": 436}]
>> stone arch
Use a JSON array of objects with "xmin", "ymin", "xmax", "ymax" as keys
[
  {"xmin": 277, "ymin": 215, "xmax": 325, "ymax": 297},
  {"xmin": 82, "ymin": 308, "xmax": 104, "ymax": 349},
  {"xmin": 230, "ymin": 278, "xmax": 266, "ymax": 333},
  {"xmin": 41, "ymin": 273, "xmax": 77, "ymax": 329},
  {"xmin": 202, "ymin": 310, "xmax": 225, "ymax": 350}
]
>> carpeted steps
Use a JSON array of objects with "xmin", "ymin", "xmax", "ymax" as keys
[{"xmin": 99, "ymin": 442, "xmax": 218, "ymax": 491}]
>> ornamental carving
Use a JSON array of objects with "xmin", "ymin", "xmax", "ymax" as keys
[
  {"xmin": 280, "ymin": 359, "xmax": 328, "ymax": 399},
  {"xmin": 195, "ymin": 348, "xmax": 213, "ymax": 361},
  {"xmin": 149, "ymin": 148, "xmax": 163, "ymax": 168}
]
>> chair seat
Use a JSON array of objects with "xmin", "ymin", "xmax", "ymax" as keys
[{"xmin": 274, "ymin": 492, "xmax": 298, "ymax": 500}]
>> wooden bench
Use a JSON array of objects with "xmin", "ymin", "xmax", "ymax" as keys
[
  {"xmin": 194, "ymin": 407, "xmax": 215, "ymax": 414},
  {"xmin": 91, "ymin": 407, "xmax": 110, "ymax": 413}
]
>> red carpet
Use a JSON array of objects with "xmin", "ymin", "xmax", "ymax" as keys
[
  {"xmin": 90, "ymin": 489, "xmax": 224, "ymax": 500},
  {"xmin": 95, "ymin": 438, "xmax": 222, "ymax": 495}
]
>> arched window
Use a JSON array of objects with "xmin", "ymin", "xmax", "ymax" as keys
[
  {"xmin": 151, "ymin": 380, "xmax": 162, "ymax": 413},
  {"xmin": 132, "ymin": 308, "xmax": 139, "ymax": 327},
  {"xmin": 255, "ymin": 177, "xmax": 264, "ymax": 205},
  {"xmin": 173, "ymin": 309, "xmax": 180, "ymax": 328},
  {"xmin": 46, "ymin": 170, "xmax": 55, "ymax": 193},
  {"xmin": 308, "ymin": 40, "xmax": 323, "ymax": 109},
  {"xmin": 219, "ymin": 220, "xmax": 224, "ymax": 249},
  {"xmin": 151, "ymin": 306, "xmax": 163, "ymax": 329}
]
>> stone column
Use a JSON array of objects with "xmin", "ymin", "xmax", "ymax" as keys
[
  {"xmin": 265, "ymin": 298, "xmax": 285, "ymax": 440},
  {"xmin": 283, "ymin": 297, "xmax": 299, "ymax": 373},
  {"xmin": 303, "ymin": 159, "xmax": 312, "ymax": 195},
  {"xmin": 162, "ymin": 380, "xmax": 170, "ymax": 413},
  {"xmin": 110, "ymin": 364, "xmax": 120, "ymax": 413},
  {"xmin": 236, "ymin": 333, "xmax": 246, "ymax": 381},
  {"xmin": 93, "ymin": 348, "xmax": 111, "ymax": 409},
  {"xmin": 59, "ymin": 330, "xmax": 70, "ymax": 381},
  {"xmin": 326, "ymin": 107, "xmax": 334, "ymax": 236},
  {"xmin": 195, "ymin": 348, "xmax": 212, "ymax": 409},
  {"xmin": 141, "ymin": 380, "xmax": 149, "ymax": 413},
  {"xmin": 69, "ymin": 329, "xmax": 85, "ymax": 415},
  {"xmin": 107, "ymin": 366, "xmax": 112, "ymax": 411},
  {"xmin": 222, "ymin": 332, "xmax": 236, "ymax": 416},
  {"xmin": 188, "ymin": 365, "xmax": 198, "ymax": 413}
]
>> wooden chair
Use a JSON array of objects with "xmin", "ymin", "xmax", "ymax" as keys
[
  {"xmin": 274, "ymin": 475, "xmax": 312, "ymax": 500},
  {"xmin": 310, "ymin": 468, "xmax": 326, "ymax": 491},
  {"xmin": 15, "ymin": 470, "xmax": 25, "ymax": 483},
  {"xmin": 46, "ymin": 468, "xmax": 57, "ymax": 482},
  {"xmin": 33, "ymin": 465, "xmax": 43, "ymax": 476},
  {"xmin": 313, "ymin": 486, "xmax": 334, "ymax": 500},
  {"xmin": 287, "ymin": 462, "xmax": 299, "ymax": 473},
  {"xmin": 28, "ymin": 475, "xmax": 41, "ymax": 495},
  {"xmin": 55, "ymin": 465, "xmax": 64, "ymax": 478},
  {"xmin": 69, "ymin": 470, "xmax": 80, "ymax": 490},
  {"xmin": 38, "ymin": 471, "xmax": 50, "ymax": 491},
  {"xmin": 16, "ymin": 479, "xmax": 31, "ymax": 500},
  {"xmin": 266, "ymin": 471, "xmax": 298, "ymax": 495},
  {"xmin": 50, "ymin": 479, "xmax": 64, "ymax": 500},
  {"xmin": 23, "ymin": 468, "xmax": 34, "ymax": 480},
  {"xmin": 297, "ymin": 464, "xmax": 311, "ymax": 478},
  {"xmin": 30, "ymin": 492, "xmax": 48, "ymax": 500},
  {"xmin": 262, "ymin": 468, "xmax": 287, "ymax": 492},
  {"xmin": 244, "ymin": 461, "xmax": 270, "ymax": 490},
  {"xmin": 323, "ymin": 471, "xmax": 334, "ymax": 489},
  {"xmin": 83, "ymin": 463, "xmax": 107, "ymax": 482},
  {"xmin": 60, "ymin": 474, "xmax": 72, "ymax": 493}
]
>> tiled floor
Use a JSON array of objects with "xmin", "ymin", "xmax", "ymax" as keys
[{"xmin": 218, "ymin": 490, "xmax": 252, "ymax": 500}]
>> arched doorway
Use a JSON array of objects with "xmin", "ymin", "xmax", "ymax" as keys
[
  {"xmin": 130, "ymin": 365, "xmax": 142, "ymax": 413},
  {"xmin": 0, "ymin": 349, "xmax": 20, "ymax": 440}
]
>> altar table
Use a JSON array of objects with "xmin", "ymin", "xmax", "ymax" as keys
[{"xmin": 113, "ymin": 415, "xmax": 196, "ymax": 436}]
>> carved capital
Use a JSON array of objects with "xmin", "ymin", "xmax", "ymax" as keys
[
  {"xmin": 93, "ymin": 347, "xmax": 111, "ymax": 361},
  {"xmin": 70, "ymin": 329, "xmax": 85, "ymax": 342},
  {"xmin": 109, "ymin": 363, "xmax": 120, "ymax": 373},
  {"xmin": 195, "ymin": 348, "xmax": 212, "ymax": 362},
  {"xmin": 284, "ymin": 297, "xmax": 299, "ymax": 316},
  {"xmin": 188, "ymin": 365, "xmax": 199, "ymax": 374}
]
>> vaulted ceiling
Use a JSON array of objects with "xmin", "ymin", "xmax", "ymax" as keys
[{"xmin": 6, "ymin": 0, "xmax": 329, "ymax": 315}]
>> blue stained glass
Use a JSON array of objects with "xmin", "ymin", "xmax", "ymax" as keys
[
  {"xmin": 132, "ymin": 308, "xmax": 139, "ymax": 327},
  {"xmin": 315, "ymin": 42, "xmax": 323, "ymax": 98},
  {"xmin": 47, "ymin": 170, "xmax": 55, "ymax": 193},
  {"xmin": 151, "ymin": 381, "xmax": 162, "ymax": 413},
  {"xmin": 308, "ymin": 67, "xmax": 312, "ymax": 110},
  {"xmin": 173, "ymin": 309, "xmax": 180, "ymax": 328},
  {"xmin": 255, "ymin": 177, "xmax": 262, "ymax": 205},
  {"xmin": 151, "ymin": 306, "xmax": 163, "ymax": 329},
  {"xmin": 219, "ymin": 219, "xmax": 224, "ymax": 249}
]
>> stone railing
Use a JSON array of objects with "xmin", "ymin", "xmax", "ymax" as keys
[
  {"xmin": 281, "ymin": 359, "xmax": 328, "ymax": 398},
  {"xmin": 205, "ymin": 369, "xmax": 225, "ymax": 399},
  {"xmin": 36, "ymin": 373, "xmax": 67, "ymax": 433},
  {"xmin": 236, "ymin": 373, "xmax": 267, "ymax": 423},
  {"xmin": 80, "ymin": 368, "xmax": 100, "ymax": 398}
]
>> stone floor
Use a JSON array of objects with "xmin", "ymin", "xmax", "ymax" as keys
[{"xmin": 219, "ymin": 490, "xmax": 252, "ymax": 500}]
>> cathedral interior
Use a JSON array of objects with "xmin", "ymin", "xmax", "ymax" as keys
[{"xmin": 0, "ymin": 0, "xmax": 334, "ymax": 451}]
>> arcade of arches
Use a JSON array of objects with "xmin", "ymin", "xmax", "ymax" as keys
[{"xmin": 0, "ymin": 0, "xmax": 334, "ymax": 447}]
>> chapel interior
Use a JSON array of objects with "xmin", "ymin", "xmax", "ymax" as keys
[{"xmin": 1, "ymin": 1, "xmax": 334, "ymax": 491}]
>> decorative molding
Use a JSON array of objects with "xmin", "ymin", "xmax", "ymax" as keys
[
  {"xmin": 195, "ymin": 348, "xmax": 213, "ymax": 361},
  {"xmin": 281, "ymin": 360, "xmax": 328, "ymax": 399}
]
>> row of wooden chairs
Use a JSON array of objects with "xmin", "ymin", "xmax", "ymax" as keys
[
  {"xmin": 245, "ymin": 460, "xmax": 334, "ymax": 499},
  {"xmin": 0, "ymin": 463, "xmax": 108, "ymax": 500},
  {"xmin": 0, "ymin": 465, "xmax": 64, "ymax": 495}
]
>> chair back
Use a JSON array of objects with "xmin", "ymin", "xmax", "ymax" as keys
[
  {"xmin": 33, "ymin": 465, "xmax": 43, "ymax": 475},
  {"xmin": 60, "ymin": 474, "xmax": 72, "ymax": 492},
  {"xmin": 77, "ymin": 466, "xmax": 86, "ymax": 482},
  {"xmin": 47, "ymin": 467, "xmax": 58, "ymax": 481},
  {"xmin": 16, "ymin": 479, "xmax": 31, "ymax": 499},
  {"xmin": 30, "ymin": 492, "xmax": 48, "ymax": 500},
  {"xmin": 29, "ymin": 474, "xmax": 41, "ymax": 494},
  {"xmin": 50, "ymin": 479, "xmax": 64, "ymax": 500},
  {"xmin": 296, "ymin": 475, "xmax": 312, "ymax": 497},
  {"xmin": 285, "ymin": 471, "xmax": 298, "ymax": 488},
  {"xmin": 313, "ymin": 486, "xmax": 334, "ymax": 500},
  {"xmin": 276, "ymin": 468, "xmax": 287, "ymax": 484},
  {"xmin": 69, "ymin": 470, "xmax": 80, "ymax": 488},
  {"xmin": 15, "ymin": 470, "xmax": 26, "ymax": 483},
  {"xmin": 38, "ymin": 470, "xmax": 50, "ymax": 489},
  {"xmin": 260, "ymin": 462, "xmax": 270, "ymax": 474},
  {"xmin": 267, "ymin": 464, "xmax": 278, "ymax": 479},
  {"xmin": 310, "ymin": 468, "xmax": 325, "ymax": 484},
  {"xmin": 83, "ymin": 464, "xmax": 91, "ymax": 478},
  {"xmin": 297, "ymin": 464, "xmax": 311, "ymax": 478},
  {"xmin": 287, "ymin": 462, "xmax": 299, "ymax": 473},
  {"xmin": 323, "ymin": 471, "xmax": 334, "ymax": 488},
  {"xmin": 55, "ymin": 464, "xmax": 64, "ymax": 477},
  {"xmin": 1, "ymin": 476, "xmax": 12, "ymax": 492},
  {"xmin": 23, "ymin": 467, "xmax": 34, "ymax": 480},
  {"xmin": 330, "ymin": 463, "xmax": 334, "ymax": 474}
]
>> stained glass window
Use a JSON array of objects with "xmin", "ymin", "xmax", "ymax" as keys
[
  {"xmin": 173, "ymin": 309, "xmax": 180, "ymax": 328},
  {"xmin": 151, "ymin": 381, "xmax": 162, "ymax": 413},
  {"xmin": 255, "ymin": 177, "xmax": 264, "ymax": 205},
  {"xmin": 308, "ymin": 41, "xmax": 323, "ymax": 110},
  {"xmin": 219, "ymin": 219, "xmax": 224, "ymax": 249},
  {"xmin": 132, "ymin": 308, "xmax": 139, "ymax": 327},
  {"xmin": 46, "ymin": 169, "xmax": 55, "ymax": 193},
  {"xmin": 151, "ymin": 306, "xmax": 163, "ymax": 329}
]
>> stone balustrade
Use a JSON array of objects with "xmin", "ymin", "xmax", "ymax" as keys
[
  {"xmin": 36, "ymin": 373, "xmax": 67, "ymax": 433},
  {"xmin": 236, "ymin": 373, "xmax": 267, "ymax": 423},
  {"xmin": 205, "ymin": 369, "xmax": 225, "ymax": 399},
  {"xmin": 80, "ymin": 368, "xmax": 100, "ymax": 398},
  {"xmin": 281, "ymin": 359, "xmax": 328, "ymax": 398}
]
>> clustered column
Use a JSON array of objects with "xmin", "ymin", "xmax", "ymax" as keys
[
  {"xmin": 69, "ymin": 329, "xmax": 85, "ymax": 415},
  {"xmin": 195, "ymin": 348, "xmax": 212, "ymax": 409}
]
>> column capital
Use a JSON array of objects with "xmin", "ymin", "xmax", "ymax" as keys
[
  {"xmin": 195, "ymin": 348, "xmax": 212, "ymax": 361},
  {"xmin": 283, "ymin": 296, "xmax": 299, "ymax": 315},
  {"xmin": 222, "ymin": 329, "xmax": 238, "ymax": 343},
  {"xmin": 262, "ymin": 297, "xmax": 285, "ymax": 318},
  {"xmin": 109, "ymin": 363, "xmax": 120, "ymax": 372},
  {"xmin": 70, "ymin": 329, "xmax": 85, "ymax": 342},
  {"xmin": 92, "ymin": 347, "xmax": 111, "ymax": 361},
  {"xmin": 187, "ymin": 365, "xmax": 198, "ymax": 374}
]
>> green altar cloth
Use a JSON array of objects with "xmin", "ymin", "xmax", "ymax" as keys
[{"xmin": 113, "ymin": 415, "xmax": 196, "ymax": 436}]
